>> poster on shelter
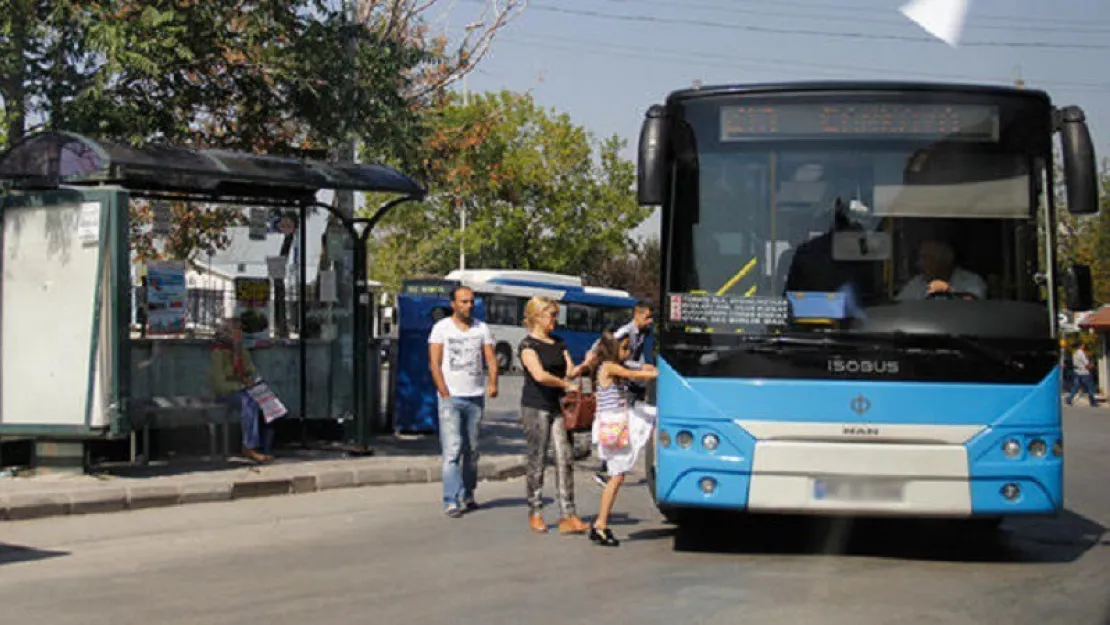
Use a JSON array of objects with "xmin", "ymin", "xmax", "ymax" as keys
[
  {"xmin": 234, "ymin": 277, "xmax": 271, "ymax": 348},
  {"xmin": 146, "ymin": 261, "xmax": 187, "ymax": 335}
]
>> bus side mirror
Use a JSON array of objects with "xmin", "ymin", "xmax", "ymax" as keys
[
  {"xmin": 1058, "ymin": 106, "xmax": 1099, "ymax": 215},
  {"xmin": 637, "ymin": 104, "xmax": 669, "ymax": 206},
  {"xmin": 1065, "ymin": 264, "xmax": 1094, "ymax": 312}
]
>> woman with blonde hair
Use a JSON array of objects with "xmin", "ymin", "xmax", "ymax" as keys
[{"xmin": 518, "ymin": 296, "xmax": 591, "ymax": 535}]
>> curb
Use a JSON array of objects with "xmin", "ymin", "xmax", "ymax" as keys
[{"xmin": 0, "ymin": 454, "xmax": 528, "ymax": 523}]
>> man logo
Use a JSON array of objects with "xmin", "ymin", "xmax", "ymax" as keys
[{"xmin": 849, "ymin": 394, "xmax": 872, "ymax": 416}]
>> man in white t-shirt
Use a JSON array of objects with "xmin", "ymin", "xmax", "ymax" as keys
[
  {"xmin": 428, "ymin": 285, "xmax": 498, "ymax": 518},
  {"xmin": 896, "ymin": 239, "xmax": 987, "ymax": 301}
]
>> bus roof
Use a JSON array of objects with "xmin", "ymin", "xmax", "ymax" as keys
[
  {"xmin": 584, "ymin": 285, "xmax": 635, "ymax": 299},
  {"xmin": 438, "ymin": 268, "xmax": 637, "ymax": 307},
  {"xmin": 442, "ymin": 269, "xmax": 636, "ymax": 306},
  {"xmin": 664, "ymin": 80, "xmax": 1052, "ymax": 106},
  {"xmin": 445, "ymin": 269, "xmax": 582, "ymax": 288}
]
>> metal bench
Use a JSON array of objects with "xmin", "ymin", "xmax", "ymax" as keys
[{"xmin": 129, "ymin": 396, "xmax": 239, "ymax": 464}]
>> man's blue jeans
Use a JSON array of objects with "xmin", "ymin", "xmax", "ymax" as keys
[
  {"xmin": 438, "ymin": 395, "xmax": 484, "ymax": 508},
  {"xmin": 1068, "ymin": 373, "xmax": 1098, "ymax": 406}
]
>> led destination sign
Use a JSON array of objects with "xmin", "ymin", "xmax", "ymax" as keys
[
  {"xmin": 401, "ymin": 279, "xmax": 458, "ymax": 296},
  {"xmin": 720, "ymin": 103, "xmax": 999, "ymax": 142}
]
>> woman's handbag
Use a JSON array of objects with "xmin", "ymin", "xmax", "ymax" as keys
[{"xmin": 560, "ymin": 377, "xmax": 596, "ymax": 432}]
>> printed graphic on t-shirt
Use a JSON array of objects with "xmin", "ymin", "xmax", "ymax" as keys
[
  {"xmin": 446, "ymin": 336, "xmax": 482, "ymax": 376},
  {"xmin": 429, "ymin": 319, "xmax": 493, "ymax": 397}
]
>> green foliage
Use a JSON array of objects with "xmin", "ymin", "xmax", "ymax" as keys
[
  {"xmin": 1053, "ymin": 162, "xmax": 1110, "ymax": 308},
  {"xmin": 584, "ymin": 235, "xmax": 661, "ymax": 301},
  {"xmin": 62, "ymin": 1, "xmax": 431, "ymax": 153},
  {"xmin": 368, "ymin": 90, "xmax": 652, "ymax": 290},
  {"xmin": 130, "ymin": 200, "xmax": 247, "ymax": 263},
  {"xmin": 1, "ymin": 1, "xmax": 524, "ymax": 261}
]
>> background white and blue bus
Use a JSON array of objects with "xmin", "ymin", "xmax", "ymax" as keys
[
  {"xmin": 390, "ymin": 270, "xmax": 642, "ymax": 432},
  {"xmin": 636, "ymin": 81, "xmax": 1099, "ymax": 529},
  {"xmin": 443, "ymin": 269, "xmax": 642, "ymax": 373}
]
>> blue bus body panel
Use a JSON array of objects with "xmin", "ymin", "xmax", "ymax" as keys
[
  {"xmin": 486, "ymin": 278, "xmax": 639, "ymax": 308},
  {"xmin": 555, "ymin": 326, "xmax": 654, "ymax": 366},
  {"xmin": 393, "ymin": 294, "xmax": 486, "ymax": 433},
  {"xmin": 654, "ymin": 359, "xmax": 1063, "ymax": 516},
  {"xmin": 554, "ymin": 331, "xmax": 594, "ymax": 365}
]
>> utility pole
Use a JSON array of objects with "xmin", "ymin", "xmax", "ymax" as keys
[
  {"xmin": 339, "ymin": 0, "xmax": 358, "ymax": 222},
  {"xmin": 336, "ymin": 0, "xmax": 368, "ymax": 449},
  {"xmin": 1013, "ymin": 65, "xmax": 1026, "ymax": 90},
  {"xmin": 459, "ymin": 75, "xmax": 468, "ymax": 272}
]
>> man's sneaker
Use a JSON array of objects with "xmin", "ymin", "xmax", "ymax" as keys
[
  {"xmin": 445, "ymin": 504, "xmax": 463, "ymax": 518},
  {"xmin": 462, "ymin": 498, "xmax": 480, "ymax": 512},
  {"xmin": 593, "ymin": 472, "xmax": 609, "ymax": 488}
]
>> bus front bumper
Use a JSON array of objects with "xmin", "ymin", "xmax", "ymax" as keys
[{"xmin": 654, "ymin": 435, "xmax": 1063, "ymax": 517}]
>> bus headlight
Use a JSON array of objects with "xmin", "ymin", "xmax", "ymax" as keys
[
  {"xmin": 1053, "ymin": 439, "xmax": 1063, "ymax": 457},
  {"xmin": 1001, "ymin": 483, "xmax": 1021, "ymax": 501},
  {"xmin": 702, "ymin": 434, "xmax": 720, "ymax": 451},
  {"xmin": 1028, "ymin": 439, "xmax": 1048, "ymax": 457},
  {"xmin": 676, "ymin": 431, "xmax": 694, "ymax": 449},
  {"xmin": 1002, "ymin": 439, "xmax": 1022, "ymax": 458}
]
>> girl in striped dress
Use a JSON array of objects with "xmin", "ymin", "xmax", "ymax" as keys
[{"xmin": 587, "ymin": 331, "xmax": 659, "ymax": 547}]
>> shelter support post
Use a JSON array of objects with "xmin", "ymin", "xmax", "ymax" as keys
[{"xmin": 320, "ymin": 195, "xmax": 421, "ymax": 450}]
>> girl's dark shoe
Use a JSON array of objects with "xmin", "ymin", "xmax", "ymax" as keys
[{"xmin": 588, "ymin": 526, "xmax": 620, "ymax": 547}]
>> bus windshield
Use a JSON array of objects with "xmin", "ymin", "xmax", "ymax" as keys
[{"xmin": 667, "ymin": 96, "xmax": 1051, "ymax": 340}]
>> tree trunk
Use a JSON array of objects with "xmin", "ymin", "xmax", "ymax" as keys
[{"xmin": 1, "ymin": 0, "xmax": 33, "ymax": 145}]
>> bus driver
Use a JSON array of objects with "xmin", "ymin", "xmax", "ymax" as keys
[{"xmin": 896, "ymin": 239, "xmax": 987, "ymax": 301}]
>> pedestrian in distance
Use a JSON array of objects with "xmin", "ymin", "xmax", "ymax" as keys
[{"xmin": 1066, "ymin": 343, "xmax": 1099, "ymax": 407}]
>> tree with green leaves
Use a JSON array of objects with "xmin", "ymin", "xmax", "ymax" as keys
[
  {"xmin": 368, "ymin": 90, "xmax": 653, "ymax": 290},
  {"xmin": 584, "ymin": 235, "xmax": 661, "ymax": 302},
  {"xmin": 1, "ymin": 0, "xmax": 524, "ymax": 262},
  {"xmin": 1051, "ymin": 160, "xmax": 1110, "ymax": 308}
]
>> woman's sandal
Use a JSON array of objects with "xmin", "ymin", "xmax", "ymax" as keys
[{"xmin": 587, "ymin": 526, "xmax": 620, "ymax": 547}]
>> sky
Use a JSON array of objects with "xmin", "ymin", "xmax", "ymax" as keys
[{"xmin": 437, "ymin": 0, "xmax": 1110, "ymax": 241}]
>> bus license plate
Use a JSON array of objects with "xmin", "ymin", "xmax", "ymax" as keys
[{"xmin": 813, "ymin": 478, "xmax": 904, "ymax": 502}]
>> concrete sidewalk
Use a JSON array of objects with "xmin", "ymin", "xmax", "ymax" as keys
[{"xmin": 0, "ymin": 415, "xmax": 529, "ymax": 522}]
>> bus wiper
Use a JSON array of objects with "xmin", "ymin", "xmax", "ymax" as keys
[
  {"xmin": 681, "ymin": 335, "xmax": 875, "ymax": 365},
  {"xmin": 943, "ymin": 334, "xmax": 1025, "ymax": 371}
]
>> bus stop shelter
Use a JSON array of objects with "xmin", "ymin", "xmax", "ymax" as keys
[{"xmin": 0, "ymin": 131, "xmax": 425, "ymax": 468}]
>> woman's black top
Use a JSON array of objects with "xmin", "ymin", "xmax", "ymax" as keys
[{"xmin": 518, "ymin": 335, "xmax": 568, "ymax": 412}]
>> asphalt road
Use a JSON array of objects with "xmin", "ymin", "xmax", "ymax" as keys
[{"xmin": 1, "ymin": 406, "xmax": 1108, "ymax": 625}]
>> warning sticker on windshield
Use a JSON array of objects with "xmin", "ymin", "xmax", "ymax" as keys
[{"xmin": 669, "ymin": 293, "xmax": 789, "ymax": 331}]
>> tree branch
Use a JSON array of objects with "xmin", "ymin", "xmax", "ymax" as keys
[{"xmin": 354, "ymin": 0, "xmax": 526, "ymax": 101}]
